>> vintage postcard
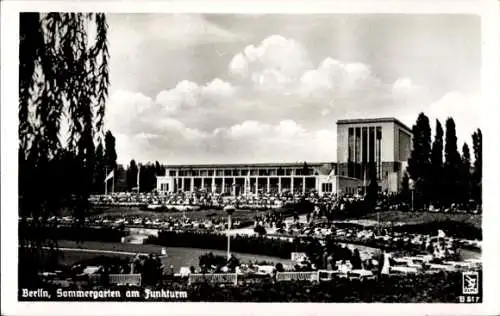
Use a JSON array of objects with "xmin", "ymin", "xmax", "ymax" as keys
[{"xmin": 1, "ymin": 0, "xmax": 499, "ymax": 315}]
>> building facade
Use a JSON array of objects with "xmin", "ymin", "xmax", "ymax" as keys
[
  {"xmin": 156, "ymin": 162, "xmax": 362, "ymax": 195},
  {"xmin": 156, "ymin": 117, "xmax": 412, "ymax": 195},
  {"xmin": 336, "ymin": 118, "xmax": 412, "ymax": 193}
]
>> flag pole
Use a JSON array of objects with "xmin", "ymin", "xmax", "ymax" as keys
[
  {"xmin": 111, "ymin": 168, "xmax": 115, "ymax": 194},
  {"xmin": 105, "ymin": 167, "xmax": 108, "ymax": 196},
  {"xmin": 137, "ymin": 165, "xmax": 141, "ymax": 194}
]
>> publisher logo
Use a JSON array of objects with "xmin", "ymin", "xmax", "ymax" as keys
[{"xmin": 462, "ymin": 272, "xmax": 479, "ymax": 295}]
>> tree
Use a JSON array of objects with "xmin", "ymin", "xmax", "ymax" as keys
[
  {"xmin": 472, "ymin": 129, "xmax": 482, "ymax": 204},
  {"xmin": 407, "ymin": 113, "xmax": 432, "ymax": 207},
  {"xmin": 302, "ymin": 161, "xmax": 310, "ymax": 176},
  {"xmin": 104, "ymin": 130, "xmax": 117, "ymax": 171},
  {"xmin": 365, "ymin": 162, "xmax": 379, "ymax": 208},
  {"xmin": 92, "ymin": 141, "xmax": 106, "ymax": 193},
  {"xmin": 155, "ymin": 161, "xmax": 165, "ymax": 177},
  {"xmin": 400, "ymin": 172, "xmax": 410, "ymax": 205},
  {"xmin": 460, "ymin": 143, "xmax": 472, "ymax": 205},
  {"xmin": 430, "ymin": 119, "xmax": 444, "ymax": 206},
  {"xmin": 127, "ymin": 160, "xmax": 138, "ymax": 191},
  {"xmin": 443, "ymin": 118, "xmax": 461, "ymax": 206},
  {"xmin": 18, "ymin": 13, "xmax": 110, "ymax": 286}
]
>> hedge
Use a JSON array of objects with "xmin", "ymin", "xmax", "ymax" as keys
[{"xmin": 146, "ymin": 231, "xmax": 301, "ymax": 259}]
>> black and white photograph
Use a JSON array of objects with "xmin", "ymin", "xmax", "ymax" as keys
[{"xmin": 2, "ymin": 0, "xmax": 500, "ymax": 315}]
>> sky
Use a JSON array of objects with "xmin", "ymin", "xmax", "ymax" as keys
[{"xmin": 104, "ymin": 14, "xmax": 481, "ymax": 165}]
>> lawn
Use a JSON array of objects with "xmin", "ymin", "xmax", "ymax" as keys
[{"xmin": 54, "ymin": 240, "xmax": 291, "ymax": 272}]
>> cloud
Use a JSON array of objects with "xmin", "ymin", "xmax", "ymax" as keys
[
  {"xmin": 153, "ymin": 78, "xmax": 235, "ymax": 114},
  {"xmin": 108, "ymin": 14, "xmax": 240, "ymax": 59},
  {"xmin": 114, "ymin": 118, "xmax": 336, "ymax": 165},
  {"xmin": 106, "ymin": 33, "xmax": 478, "ymax": 164},
  {"xmin": 229, "ymin": 35, "xmax": 313, "ymax": 88}
]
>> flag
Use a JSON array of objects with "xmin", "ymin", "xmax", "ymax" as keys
[{"xmin": 104, "ymin": 170, "xmax": 114, "ymax": 182}]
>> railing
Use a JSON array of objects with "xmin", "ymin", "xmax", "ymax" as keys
[
  {"xmin": 275, "ymin": 271, "xmax": 319, "ymax": 282},
  {"xmin": 90, "ymin": 274, "xmax": 142, "ymax": 286},
  {"xmin": 188, "ymin": 273, "xmax": 238, "ymax": 285}
]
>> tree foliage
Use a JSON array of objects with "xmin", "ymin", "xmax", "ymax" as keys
[
  {"xmin": 472, "ymin": 129, "xmax": 482, "ymax": 204},
  {"xmin": 365, "ymin": 162, "xmax": 379, "ymax": 207},
  {"xmin": 399, "ymin": 172, "xmax": 410, "ymax": 203},
  {"xmin": 104, "ymin": 130, "xmax": 117, "ymax": 170},
  {"xmin": 18, "ymin": 13, "xmax": 110, "ymax": 285},
  {"xmin": 430, "ymin": 119, "xmax": 444, "ymax": 206},
  {"xmin": 406, "ymin": 114, "xmax": 480, "ymax": 208},
  {"xmin": 19, "ymin": 12, "xmax": 109, "ymax": 213},
  {"xmin": 460, "ymin": 143, "xmax": 472, "ymax": 204},
  {"xmin": 127, "ymin": 160, "xmax": 139, "ymax": 191},
  {"xmin": 92, "ymin": 141, "xmax": 106, "ymax": 193},
  {"xmin": 406, "ymin": 113, "xmax": 432, "ymax": 207},
  {"xmin": 443, "ymin": 118, "xmax": 461, "ymax": 206}
]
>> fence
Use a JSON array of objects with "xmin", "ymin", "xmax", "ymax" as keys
[
  {"xmin": 90, "ymin": 274, "xmax": 142, "ymax": 286},
  {"xmin": 188, "ymin": 273, "xmax": 238, "ymax": 285},
  {"xmin": 275, "ymin": 271, "xmax": 319, "ymax": 282}
]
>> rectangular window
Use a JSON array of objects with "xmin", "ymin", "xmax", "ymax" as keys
[
  {"xmin": 348, "ymin": 127, "xmax": 354, "ymax": 162},
  {"xmin": 355, "ymin": 127, "xmax": 361, "ymax": 178},
  {"xmin": 208, "ymin": 170, "xmax": 214, "ymax": 177},
  {"xmin": 169, "ymin": 170, "xmax": 176, "ymax": 177},
  {"xmin": 376, "ymin": 126, "xmax": 382, "ymax": 179},
  {"xmin": 362, "ymin": 127, "xmax": 368, "ymax": 163},
  {"xmin": 355, "ymin": 127, "xmax": 361, "ymax": 163},
  {"xmin": 369, "ymin": 127, "xmax": 375, "ymax": 163}
]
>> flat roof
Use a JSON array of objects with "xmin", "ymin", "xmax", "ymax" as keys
[
  {"xmin": 164, "ymin": 162, "xmax": 336, "ymax": 169},
  {"xmin": 336, "ymin": 117, "xmax": 412, "ymax": 133}
]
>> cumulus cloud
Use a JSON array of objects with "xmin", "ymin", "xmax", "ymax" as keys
[
  {"xmin": 114, "ymin": 118, "xmax": 336, "ymax": 165},
  {"xmin": 152, "ymin": 78, "xmax": 235, "ymax": 115},
  {"xmin": 107, "ymin": 33, "xmax": 478, "ymax": 164},
  {"xmin": 229, "ymin": 35, "xmax": 312, "ymax": 88}
]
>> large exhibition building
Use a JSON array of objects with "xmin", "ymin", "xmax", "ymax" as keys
[{"xmin": 156, "ymin": 117, "xmax": 412, "ymax": 195}]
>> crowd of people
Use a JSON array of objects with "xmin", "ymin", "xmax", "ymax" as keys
[
  {"xmin": 20, "ymin": 186, "xmax": 482, "ymax": 302},
  {"xmin": 88, "ymin": 189, "xmax": 481, "ymax": 216}
]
